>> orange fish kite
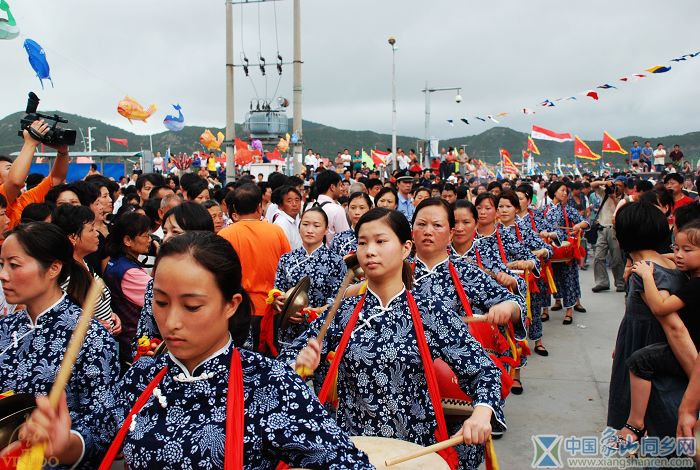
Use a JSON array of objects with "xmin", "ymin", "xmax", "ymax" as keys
[
  {"xmin": 117, "ymin": 96, "xmax": 157, "ymax": 123},
  {"xmin": 200, "ymin": 129, "xmax": 224, "ymax": 150}
]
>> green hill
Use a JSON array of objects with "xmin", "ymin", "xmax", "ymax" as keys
[{"xmin": 1, "ymin": 111, "xmax": 698, "ymax": 166}]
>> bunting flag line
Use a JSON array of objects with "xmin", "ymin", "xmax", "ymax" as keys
[
  {"xmin": 601, "ymin": 131, "xmax": 628, "ymax": 155},
  {"xmin": 597, "ymin": 84, "xmax": 616, "ymax": 89},
  {"xmin": 531, "ymin": 125, "xmax": 573, "ymax": 142},
  {"xmin": 495, "ymin": 112, "xmax": 508, "ymax": 117},
  {"xmin": 585, "ymin": 91, "xmax": 599, "ymax": 100},
  {"xmin": 527, "ymin": 136, "xmax": 541, "ymax": 155},
  {"xmin": 475, "ymin": 117, "xmax": 486, "ymax": 122},
  {"xmin": 574, "ymin": 136, "xmax": 602, "ymax": 160},
  {"xmin": 522, "ymin": 108, "xmax": 535, "ymax": 115},
  {"xmin": 540, "ymin": 99, "xmax": 555, "ymax": 107},
  {"xmin": 460, "ymin": 118, "xmax": 470, "ymax": 125}
]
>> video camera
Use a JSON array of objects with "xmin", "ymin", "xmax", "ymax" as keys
[{"xmin": 17, "ymin": 92, "xmax": 76, "ymax": 146}]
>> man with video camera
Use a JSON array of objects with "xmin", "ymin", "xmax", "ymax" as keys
[
  {"xmin": 0, "ymin": 119, "xmax": 69, "ymax": 229},
  {"xmin": 589, "ymin": 176, "xmax": 628, "ymax": 293}
]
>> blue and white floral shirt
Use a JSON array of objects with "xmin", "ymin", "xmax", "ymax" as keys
[
  {"xmin": 101, "ymin": 338, "xmax": 372, "ymax": 469},
  {"xmin": 329, "ymin": 229, "xmax": 357, "ymax": 258},
  {"xmin": 0, "ymin": 295, "xmax": 119, "ymax": 468}
]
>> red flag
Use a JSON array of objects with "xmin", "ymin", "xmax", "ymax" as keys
[
  {"xmin": 527, "ymin": 136, "xmax": 540, "ymax": 155},
  {"xmin": 574, "ymin": 136, "xmax": 601, "ymax": 160},
  {"xmin": 234, "ymin": 138, "xmax": 248, "ymax": 150},
  {"xmin": 601, "ymin": 131, "xmax": 628, "ymax": 155},
  {"xmin": 371, "ymin": 149, "xmax": 389, "ymax": 167},
  {"xmin": 586, "ymin": 91, "xmax": 599, "ymax": 100},
  {"xmin": 109, "ymin": 137, "xmax": 128, "ymax": 148},
  {"xmin": 266, "ymin": 149, "xmax": 284, "ymax": 161},
  {"xmin": 500, "ymin": 148, "xmax": 519, "ymax": 174}
]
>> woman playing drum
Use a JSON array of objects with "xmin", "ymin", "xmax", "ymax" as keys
[{"xmin": 286, "ymin": 208, "xmax": 505, "ymax": 470}]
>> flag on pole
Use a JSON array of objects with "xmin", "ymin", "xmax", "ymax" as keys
[
  {"xmin": 574, "ymin": 136, "xmax": 602, "ymax": 160},
  {"xmin": 108, "ymin": 137, "xmax": 128, "ymax": 148},
  {"xmin": 361, "ymin": 150, "xmax": 375, "ymax": 169},
  {"xmin": 601, "ymin": 131, "xmax": 628, "ymax": 154},
  {"xmin": 370, "ymin": 149, "xmax": 389, "ymax": 167},
  {"xmin": 527, "ymin": 136, "xmax": 541, "ymax": 155},
  {"xmin": 531, "ymin": 125, "xmax": 572, "ymax": 142},
  {"xmin": 500, "ymin": 148, "xmax": 519, "ymax": 174}
]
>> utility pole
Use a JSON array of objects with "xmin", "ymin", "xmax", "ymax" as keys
[
  {"xmin": 292, "ymin": 0, "xmax": 303, "ymax": 175},
  {"xmin": 87, "ymin": 127, "xmax": 96, "ymax": 153},
  {"xmin": 224, "ymin": 0, "xmax": 236, "ymax": 182},
  {"xmin": 389, "ymin": 36, "xmax": 397, "ymax": 175}
]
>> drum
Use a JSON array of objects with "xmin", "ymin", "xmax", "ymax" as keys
[
  {"xmin": 350, "ymin": 436, "xmax": 450, "ymax": 470},
  {"xmin": 434, "ymin": 359, "xmax": 473, "ymax": 419},
  {"xmin": 550, "ymin": 240, "xmax": 574, "ymax": 263}
]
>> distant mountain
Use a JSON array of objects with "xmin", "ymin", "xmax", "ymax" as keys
[{"xmin": 1, "ymin": 111, "xmax": 698, "ymax": 165}]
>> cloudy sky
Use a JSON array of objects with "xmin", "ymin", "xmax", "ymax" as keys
[{"xmin": 1, "ymin": 0, "xmax": 698, "ymax": 142}]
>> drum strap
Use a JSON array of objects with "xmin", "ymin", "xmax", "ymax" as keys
[
  {"xmin": 99, "ymin": 349, "xmax": 244, "ymax": 470},
  {"xmin": 514, "ymin": 224, "xmax": 523, "ymax": 242},
  {"xmin": 527, "ymin": 209, "xmax": 538, "ymax": 232},
  {"xmin": 494, "ymin": 228, "xmax": 509, "ymax": 265},
  {"xmin": 318, "ymin": 292, "xmax": 459, "ymax": 470}
]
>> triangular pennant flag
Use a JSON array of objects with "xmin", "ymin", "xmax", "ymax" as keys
[
  {"xmin": 475, "ymin": 117, "xmax": 486, "ymax": 122},
  {"xmin": 586, "ymin": 91, "xmax": 599, "ymax": 100},
  {"xmin": 527, "ymin": 136, "xmax": 540, "ymax": 155},
  {"xmin": 597, "ymin": 84, "xmax": 616, "ymax": 89},
  {"xmin": 446, "ymin": 119, "xmax": 454, "ymax": 127},
  {"xmin": 495, "ymin": 112, "xmax": 508, "ymax": 117},
  {"xmin": 521, "ymin": 108, "xmax": 535, "ymax": 115},
  {"xmin": 487, "ymin": 115, "xmax": 499, "ymax": 123},
  {"xmin": 460, "ymin": 118, "xmax": 469, "ymax": 125},
  {"xmin": 574, "ymin": 136, "xmax": 601, "ymax": 160},
  {"xmin": 646, "ymin": 65, "xmax": 672, "ymax": 74},
  {"xmin": 602, "ymin": 131, "xmax": 628, "ymax": 155},
  {"xmin": 540, "ymin": 99, "xmax": 555, "ymax": 107},
  {"xmin": 619, "ymin": 77, "xmax": 629, "ymax": 82}
]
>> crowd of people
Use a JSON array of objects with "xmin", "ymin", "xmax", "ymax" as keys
[{"xmin": 0, "ymin": 119, "xmax": 698, "ymax": 469}]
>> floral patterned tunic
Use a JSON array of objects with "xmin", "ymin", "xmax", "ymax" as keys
[
  {"xmin": 280, "ymin": 288, "xmax": 504, "ymax": 470},
  {"xmin": 544, "ymin": 202, "xmax": 587, "ymax": 307},
  {"xmin": 275, "ymin": 244, "xmax": 347, "ymax": 345},
  {"xmin": 0, "ymin": 295, "xmax": 120, "ymax": 468},
  {"xmin": 97, "ymin": 339, "xmax": 373, "ymax": 469},
  {"xmin": 330, "ymin": 229, "xmax": 357, "ymax": 257}
]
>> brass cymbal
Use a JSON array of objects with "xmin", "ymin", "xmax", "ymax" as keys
[
  {"xmin": 279, "ymin": 276, "xmax": 311, "ymax": 330},
  {"xmin": 0, "ymin": 393, "xmax": 35, "ymax": 450}
]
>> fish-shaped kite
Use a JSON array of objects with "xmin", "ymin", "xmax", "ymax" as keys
[
  {"xmin": 200, "ymin": 129, "xmax": 224, "ymax": 150},
  {"xmin": 118, "ymin": 96, "xmax": 157, "ymax": 123},
  {"xmin": 0, "ymin": 0, "xmax": 19, "ymax": 40},
  {"xmin": 163, "ymin": 104, "xmax": 185, "ymax": 132},
  {"xmin": 23, "ymin": 39, "xmax": 52, "ymax": 88}
]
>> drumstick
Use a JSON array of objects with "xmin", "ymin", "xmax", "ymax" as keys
[
  {"xmin": 295, "ymin": 269, "xmax": 356, "ymax": 377},
  {"xmin": 384, "ymin": 436, "xmax": 463, "ymax": 467},
  {"xmin": 15, "ymin": 279, "xmax": 104, "ymax": 467},
  {"xmin": 463, "ymin": 315, "xmax": 489, "ymax": 323},
  {"xmin": 47, "ymin": 280, "xmax": 104, "ymax": 406}
]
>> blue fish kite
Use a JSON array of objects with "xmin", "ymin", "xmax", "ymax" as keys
[
  {"xmin": 0, "ymin": 0, "xmax": 19, "ymax": 40},
  {"xmin": 163, "ymin": 104, "xmax": 185, "ymax": 132},
  {"xmin": 23, "ymin": 38, "xmax": 53, "ymax": 89}
]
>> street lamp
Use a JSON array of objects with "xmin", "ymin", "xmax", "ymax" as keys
[
  {"xmin": 388, "ymin": 36, "xmax": 397, "ymax": 174},
  {"xmin": 421, "ymin": 82, "xmax": 462, "ymax": 168}
]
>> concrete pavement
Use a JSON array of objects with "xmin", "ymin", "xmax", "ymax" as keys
[{"xmin": 491, "ymin": 267, "xmax": 626, "ymax": 469}]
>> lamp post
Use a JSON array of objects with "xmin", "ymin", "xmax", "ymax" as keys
[
  {"xmin": 388, "ymin": 36, "xmax": 397, "ymax": 174},
  {"xmin": 421, "ymin": 82, "xmax": 462, "ymax": 169}
]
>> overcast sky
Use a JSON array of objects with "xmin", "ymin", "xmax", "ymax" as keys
[{"xmin": 2, "ymin": 0, "xmax": 698, "ymax": 142}]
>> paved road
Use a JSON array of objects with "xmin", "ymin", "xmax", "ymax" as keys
[{"xmin": 492, "ymin": 266, "xmax": 625, "ymax": 469}]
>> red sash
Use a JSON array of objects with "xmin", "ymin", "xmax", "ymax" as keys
[
  {"xmin": 99, "ymin": 349, "xmax": 244, "ymax": 470},
  {"xmin": 318, "ymin": 292, "xmax": 460, "ymax": 470}
]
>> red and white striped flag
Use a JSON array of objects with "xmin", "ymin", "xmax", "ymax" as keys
[
  {"xmin": 500, "ymin": 148, "xmax": 519, "ymax": 175},
  {"xmin": 531, "ymin": 125, "xmax": 573, "ymax": 142},
  {"xmin": 370, "ymin": 149, "xmax": 390, "ymax": 167}
]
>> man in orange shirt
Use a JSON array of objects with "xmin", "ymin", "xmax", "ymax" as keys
[
  {"xmin": 0, "ymin": 120, "xmax": 69, "ymax": 229},
  {"xmin": 219, "ymin": 183, "xmax": 291, "ymax": 355}
]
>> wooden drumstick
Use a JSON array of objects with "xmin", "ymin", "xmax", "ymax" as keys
[
  {"xmin": 295, "ymin": 268, "xmax": 356, "ymax": 377},
  {"xmin": 14, "ymin": 279, "xmax": 104, "ymax": 467},
  {"xmin": 463, "ymin": 314, "xmax": 489, "ymax": 323},
  {"xmin": 384, "ymin": 436, "xmax": 463, "ymax": 467}
]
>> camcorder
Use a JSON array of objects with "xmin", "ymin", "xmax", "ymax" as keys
[{"xmin": 18, "ymin": 92, "xmax": 76, "ymax": 146}]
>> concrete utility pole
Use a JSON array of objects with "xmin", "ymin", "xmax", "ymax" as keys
[
  {"xmin": 389, "ymin": 36, "xmax": 397, "ymax": 175},
  {"xmin": 292, "ymin": 0, "xmax": 303, "ymax": 175},
  {"xmin": 225, "ymin": 0, "xmax": 236, "ymax": 182},
  {"xmin": 421, "ymin": 82, "xmax": 462, "ymax": 169}
]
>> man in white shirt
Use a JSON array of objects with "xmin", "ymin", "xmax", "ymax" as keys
[
  {"xmin": 653, "ymin": 143, "xmax": 666, "ymax": 173},
  {"xmin": 273, "ymin": 186, "xmax": 303, "ymax": 250},
  {"xmin": 397, "ymin": 148, "xmax": 410, "ymax": 171},
  {"xmin": 315, "ymin": 170, "xmax": 350, "ymax": 246},
  {"xmin": 304, "ymin": 149, "xmax": 317, "ymax": 179},
  {"xmin": 341, "ymin": 149, "xmax": 352, "ymax": 171},
  {"xmin": 152, "ymin": 152, "xmax": 164, "ymax": 174}
]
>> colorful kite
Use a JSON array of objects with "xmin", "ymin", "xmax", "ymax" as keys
[
  {"xmin": 0, "ymin": 0, "xmax": 19, "ymax": 40},
  {"xmin": 200, "ymin": 129, "xmax": 224, "ymax": 150},
  {"xmin": 23, "ymin": 39, "xmax": 53, "ymax": 88},
  {"xmin": 117, "ymin": 96, "xmax": 157, "ymax": 123},
  {"xmin": 163, "ymin": 104, "xmax": 185, "ymax": 132}
]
